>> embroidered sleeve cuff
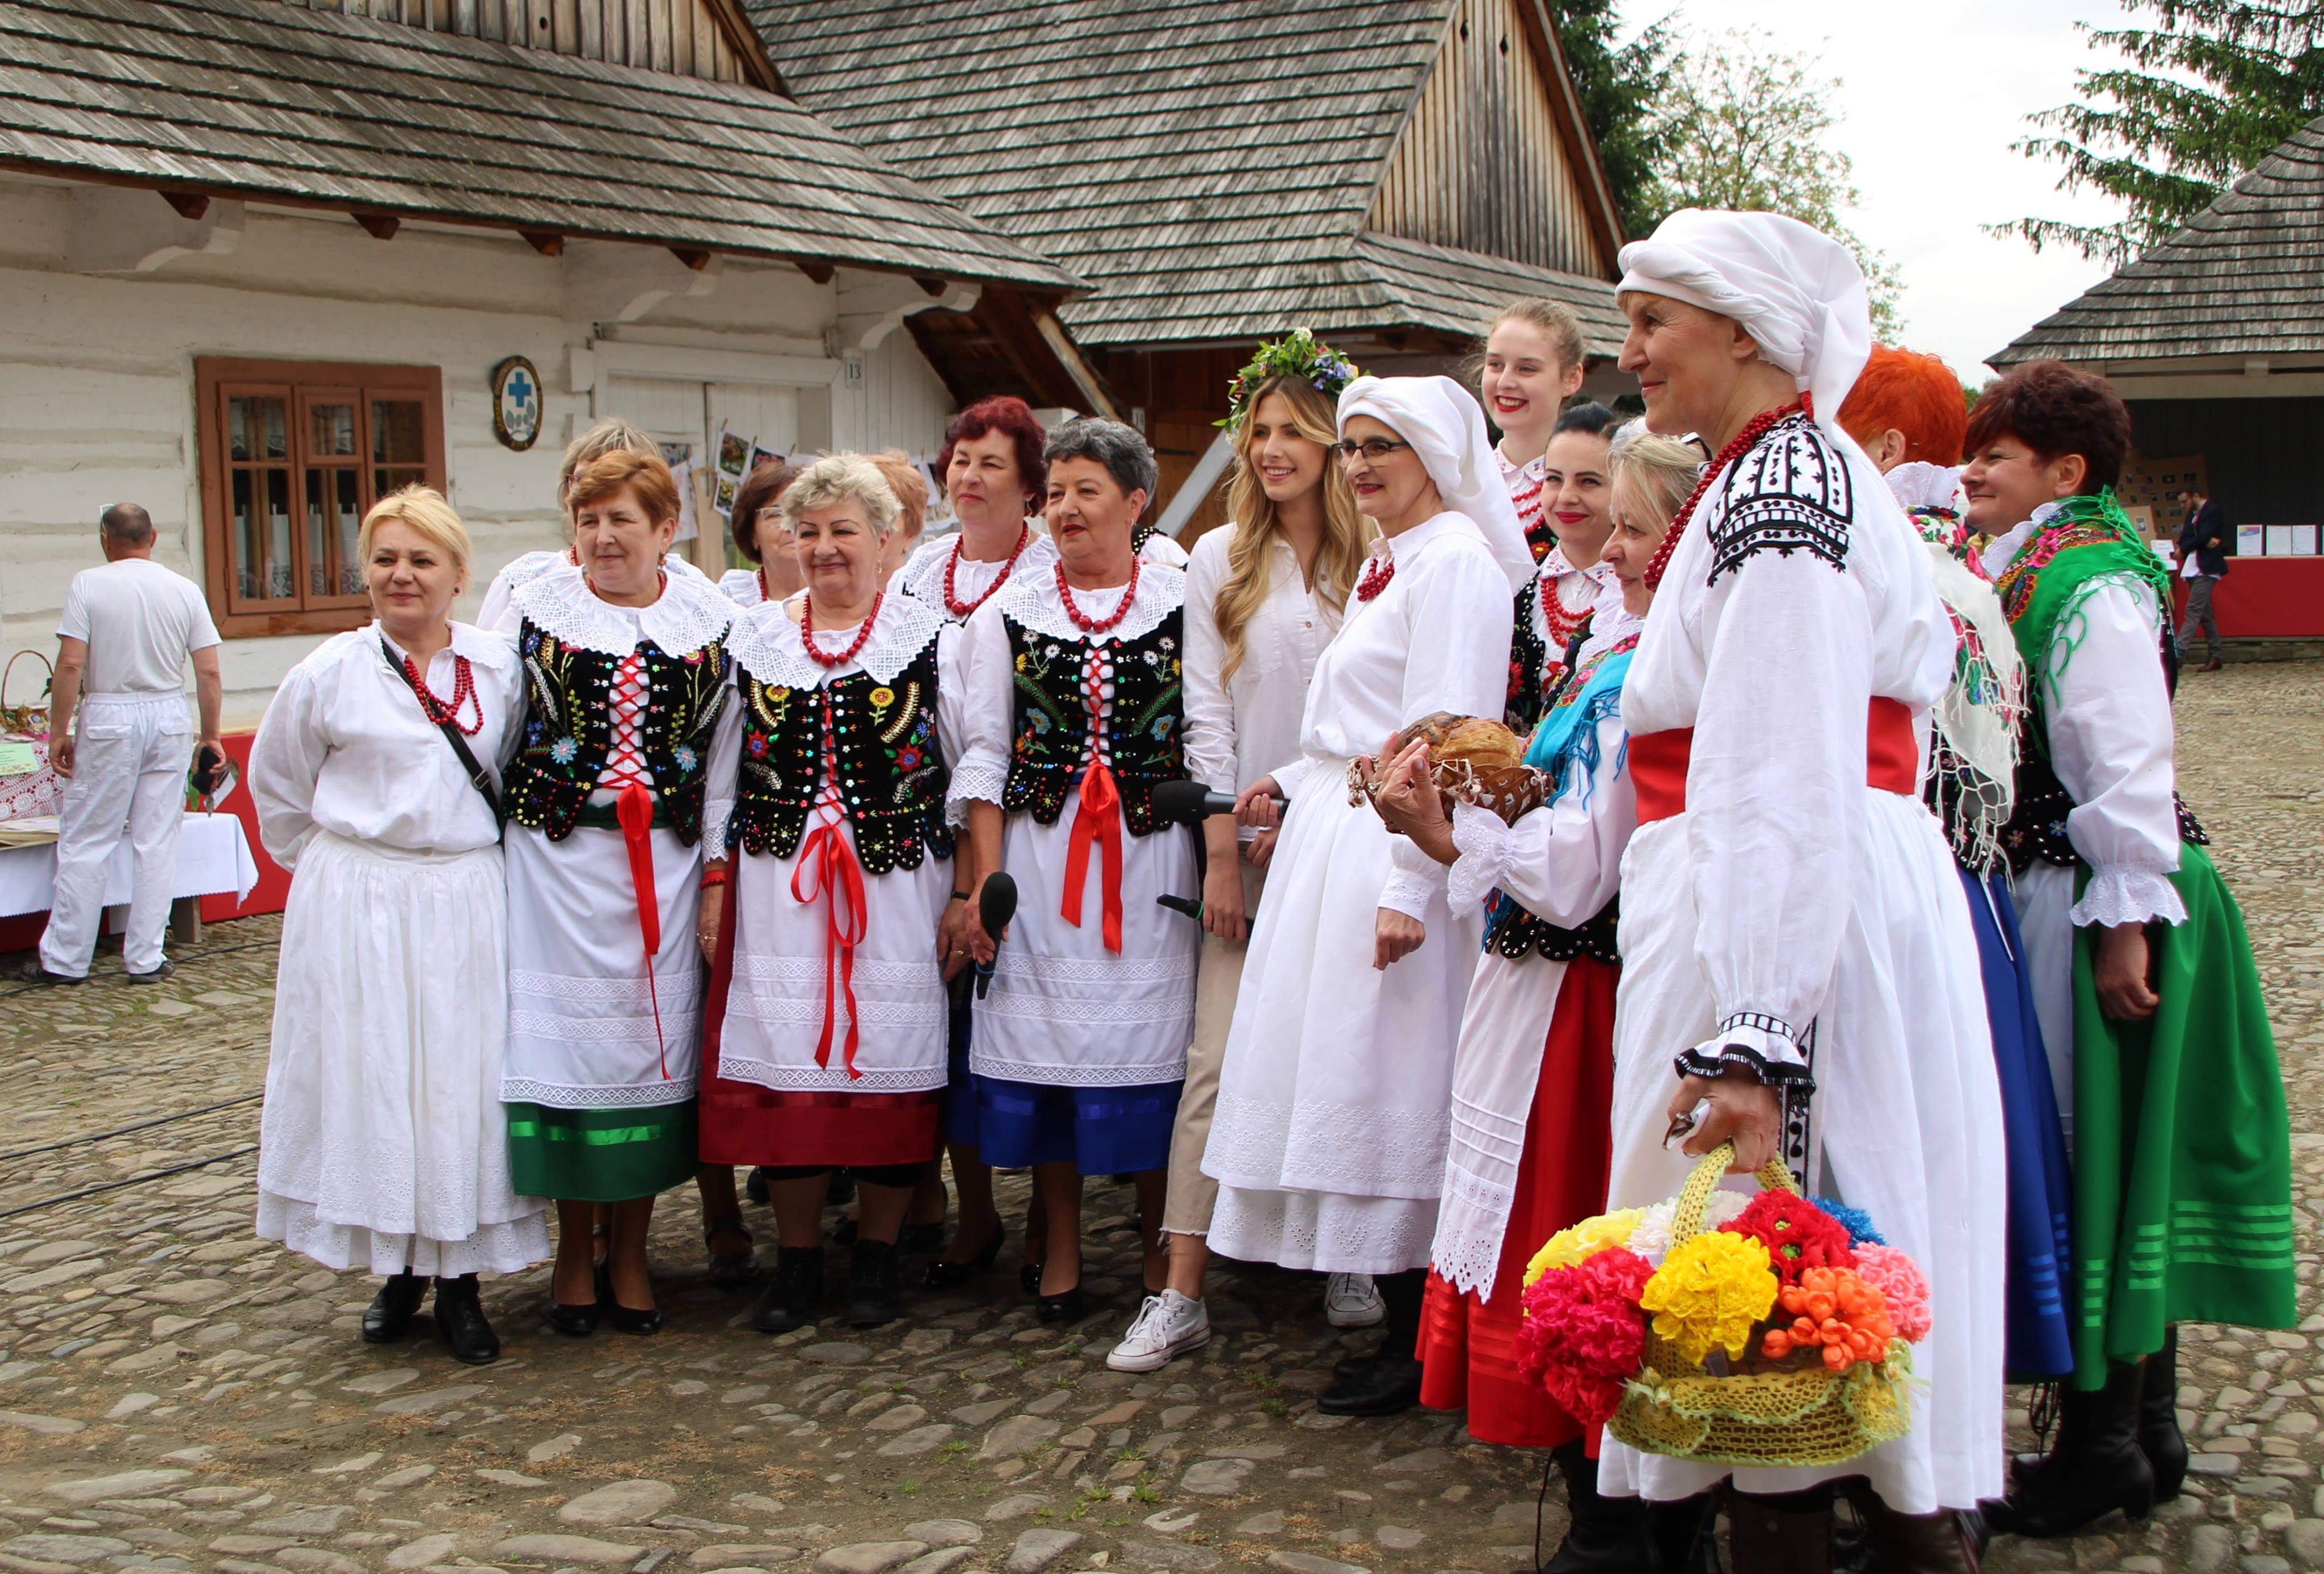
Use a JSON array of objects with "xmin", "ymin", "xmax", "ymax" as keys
[
  {"xmin": 2072, "ymin": 866, "xmax": 2188, "ymax": 928},
  {"xmin": 946, "ymin": 759, "xmax": 1009, "ymax": 817},
  {"xmin": 1673, "ymin": 1014, "xmax": 1814, "ymax": 1090},
  {"xmin": 1378, "ymin": 864, "xmax": 1438, "ymax": 921},
  {"xmin": 1446, "ymin": 801, "xmax": 1512, "ymax": 910}
]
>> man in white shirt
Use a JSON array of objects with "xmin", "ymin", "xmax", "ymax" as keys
[{"xmin": 23, "ymin": 504, "xmax": 224, "ymax": 985}]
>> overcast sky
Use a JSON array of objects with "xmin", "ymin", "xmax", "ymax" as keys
[{"xmin": 1644, "ymin": 0, "xmax": 2136, "ymax": 379}]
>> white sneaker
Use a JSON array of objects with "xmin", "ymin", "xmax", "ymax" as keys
[
  {"xmin": 1325, "ymin": 1272, "xmax": 1386, "ymax": 1328},
  {"xmin": 1106, "ymin": 1290, "xmax": 1211, "ymax": 1372}
]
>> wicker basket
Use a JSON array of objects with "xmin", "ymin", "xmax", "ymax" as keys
[{"xmin": 1606, "ymin": 1142, "xmax": 1916, "ymax": 1468}]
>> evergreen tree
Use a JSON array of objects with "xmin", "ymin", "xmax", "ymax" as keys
[
  {"xmin": 1997, "ymin": 0, "xmax": 2324, "ymax": 264},
  {"xmin": 1550, "ymin": 0, "xmax": 1677, "ymax": 240}
]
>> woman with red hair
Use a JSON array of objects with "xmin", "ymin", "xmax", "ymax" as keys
[{"xmin": 1842, "ymin": 349, "xmax": 2075, "ymax": 1389}]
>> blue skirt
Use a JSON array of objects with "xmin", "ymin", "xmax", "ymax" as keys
[
  {"xmin": 969, "ymin": 1075, "xmax": 1182, "ymax": 1175},
  {"xmin": 941, "ymin": 979, "xmax": 982, "ymax": 1150},
  {"xmin": 1965, "ymin": 865, "xmax": 2077, "ymax": 1378}
]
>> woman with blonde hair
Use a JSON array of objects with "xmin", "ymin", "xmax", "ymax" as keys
[
  {"xmin": 1108, "ymin": 332, "xmax": 1372, "ymax": 1371},
  {"xmin": 250, "ymin": 486, "xmax": 546, "ymax": 1366}
]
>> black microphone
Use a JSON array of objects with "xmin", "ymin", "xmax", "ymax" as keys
[
  {"xmin": 1151, "ymin": 779, "xmax": 1285, "ymax": 825},
  {"xmin": 974, "ymin": 873, "xmax": 1017, "ymax": 1001},
  {"xmin": 1156, "ymin": 893, "xmax": 1202, "ymax": 923}
]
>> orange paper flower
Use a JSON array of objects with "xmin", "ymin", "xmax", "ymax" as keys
[{"xmin": 1758, "ymin": 1265, "xmax": 1896, "ymax": 1371}]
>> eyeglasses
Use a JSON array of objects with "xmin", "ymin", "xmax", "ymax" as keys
[{"xmin": 1333, "ymin": 437, "xmax": 1412, "ymax": 462}]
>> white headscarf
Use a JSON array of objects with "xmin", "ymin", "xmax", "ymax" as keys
[
  {"xmin": 1336, "ymin": 374, "xmax": 1534, "ymax": 592},
  {"xmin": 1615, "ymin": 209, "xmax": 1872, "ymax": 443}
]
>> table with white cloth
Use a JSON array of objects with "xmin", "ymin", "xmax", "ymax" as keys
[{"xmin": 0, "ymin": 812, "xmax": 259, "ymax": 939}]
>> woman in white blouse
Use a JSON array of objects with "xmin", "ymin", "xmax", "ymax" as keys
[
  {"xmin": 251, "ymin": 487, "xmax": 546, "ymax": 1366},
  {"xmin": 1202, "ymin": 375, "xmax": 1534, "ymax": 1417},
  {"xmin": 1108, "ymin": 338, "xmax": 1374, "ymax": 1373},
  {"xmin": 714, "ymin": 461, "xmax": 804, "ymax": 611}
]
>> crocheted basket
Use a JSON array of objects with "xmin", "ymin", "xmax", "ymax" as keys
[{"xmin": 1607, "ymin": 1142, "xmax": 1916, "ymax": 1468}]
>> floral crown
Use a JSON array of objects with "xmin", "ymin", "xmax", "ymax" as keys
[{"xmin": 1218, "ymin": 328, "xmax": 1361, "ymax": 429}]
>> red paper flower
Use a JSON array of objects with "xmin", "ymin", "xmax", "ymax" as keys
[
  {"xmin": 1515, "ymin": 1246, "xmax": 1655, "ymax": 1428},
  {"xmin": 1719, "ymin": 1192, "xmax": 1855, "ymax": 1285}
]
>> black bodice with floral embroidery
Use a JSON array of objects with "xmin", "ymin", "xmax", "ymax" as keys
[
  {"xmin": 730, "ymin": 632, "xmax": 953, "ymax": 874},
  {"xmin": 1505, "ymin": 580, "xmax": 1551, "ymax": 734},
  {"xmin": 1001, "ymin": 610, "xmax": 1189, "ymax": 835},
  {"xmin": 506, "ymin": 623, "xmax": 730, "ymax": 843}
]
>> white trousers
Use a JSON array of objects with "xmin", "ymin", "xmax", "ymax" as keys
[{"xmin": 41, "ymin": 693, "xmax": 192, "ymax": 977}]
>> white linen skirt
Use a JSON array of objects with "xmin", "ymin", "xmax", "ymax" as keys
[
  {"xmin": 1203, "ymin": 759, "xmax": 1484, "ymax": 1276},
  {"xmin": 256, "ymin": 833, "xmax": 549, "ymax": 1277},
  {"xmin": 1597, "ymin": 791, "xmax": 2006, "ymax": 1515}
]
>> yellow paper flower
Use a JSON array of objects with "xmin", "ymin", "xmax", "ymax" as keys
[
  {"xmin": 1639, "ymin": 1231, "xmax": 1779, "ymax": 1364},
  {"xmin": 1523, "ymin": 1209, "xmax": 1647, "ymax": 1287}
]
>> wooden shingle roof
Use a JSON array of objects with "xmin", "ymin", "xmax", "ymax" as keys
[
  {"xmin": 748, "ymin": 0, "xmax": 1623, "ymax": 354},
  {"xmin": 0, "ymin": 0, "xmax": 1083, "ymax": 290},
  {"xmin": 1993, "ymin": 115, "xmax": 2324, "ymax": 367}
]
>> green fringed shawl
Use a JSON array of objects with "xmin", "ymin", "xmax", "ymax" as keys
[{"xmin": 1990, "ymin": 491, "xmax": 2171, "ymax": 754}]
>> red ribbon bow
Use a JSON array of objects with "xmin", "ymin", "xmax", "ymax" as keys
[
  {"xmin": 613, "ymin": 782, "xmax": 671, "ymax": 1081},
  {"xmin": 791, "ymin": 819, "xmax": 870, "ymax": 1077},
  {"xmin": 1062, "ymin": 758, "xmax": 1125, "ymax": 953}
]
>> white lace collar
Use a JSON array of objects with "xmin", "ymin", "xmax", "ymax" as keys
[
  {"xmin": 898, "ymin": 529, "xmax": 1060, "ymax": 619},
  {"xmin": 990, "ymin": 558, "xmax": 1186, "ymax": 644},
  {"xmin": 729, "ymin": 590, "xmax": 945, "ymax": 689},
  {"xmin": 511, "ymin": 560, "xmax": 734, "ymax": 658}
]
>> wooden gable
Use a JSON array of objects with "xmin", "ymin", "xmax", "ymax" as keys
[
  {"xmin": 271, "ymin": 0, "xmax": 780, "ymax": 88},
  {"xmin": 1367, "ymin": 0, "xmax": 1622, "ymax": 280}
]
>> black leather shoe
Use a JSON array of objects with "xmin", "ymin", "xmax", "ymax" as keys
[
  {"xmin": 1317, "ymin": 1351, "xmax": 1422, "ymax": 1416},
  {"xmin": 1332, "ymin": 1347, "xmax": 1384, "ymax": 1383},
  {"xmin": 2139, "ymin": 1326, "xmax": 2188, "ymax": 1502},
  {"xmin": 607, "ymin": 1300, "xmax": 663, "ymax": 1336},
  {"xmin": 753, "ymin": 1246, "xmax": 824, "ymax": 1334},
  {"xmin": 1035, "ymin": 1281, "xmax": 1085, "ymax": 1323},
  {"xmin": 1540, "ymin": 1438, "xmax": 1655, "ymax": 1573},
  {"xmin": 432, "ymin": 1275, "xmax": 500, "ymax": 1365},
  {"xmin": 361, "ymin": 1272, "xmax": 426, "ymax": 1344},
  {"xmin": 1981, "ymin": 1361, "xmax": 2154, "ymax": 1537},
  {"xmin": 845, "ymin": 1239, "xmax": 905, "ymax": 1328},
  {"xmin": 746, "ymin": 1166, "xmax": 772, "ymax": 1204},
  {"xmin": 923, "ymin": 1223, "xmax": 1003, "ymax": 1292},
  {"xmin": 829, "ymin": 1216, "xmax": 860, "ymax": 1247},
  {"xmin": 705, "ymin": 1220, "xmax": 759, "ymax": 1289},
  {"xmin": 899, "ymin": 1221, "xmax": 946, "ymax": 1254},
  {"xmin": 546, "ymin": 1299, "xmax": 598, "ymax": 1336}
]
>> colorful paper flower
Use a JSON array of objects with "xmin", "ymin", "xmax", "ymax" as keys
[
  {"xmin": 1809, "ymin": 1196, "xmax": 1886, "ymax": 1247},
  {"xmin": 1515, "ymin": 1246, "xmax": 1654, "ymax": 1427},
  {"xmin": 1625, "ymin": 1191, "xmax": 1749, "ymax": 1268},
  {"xmin": 1719, "ymin": 1192, "xmax": 1855, "ymax": 1285},
  {"xmin": 1523, "ymin": 1209, "xmax": 1646, "ymax": 1286},
  {"xmin": 1759, "ymin": 1265, "xmax": 1896, "ymax": 1372},
  {"xmin": 1640, "ymin": 1231, "xmax": 1779, "ymax": 1364},
  {"xmin": 1851, "ymin": 1244, "xmax": 1932, "ymax": 1344}
]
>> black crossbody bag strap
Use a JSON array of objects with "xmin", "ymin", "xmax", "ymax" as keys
[{"xmin": 380, "ymin": 636, "xmax": 504, "ymax": 826}]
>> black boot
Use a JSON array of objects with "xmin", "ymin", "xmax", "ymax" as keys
[
  {"xmin": 1979, "ymin": 1361, "xmax": 2154, "ymax": 1537},
  {"xmin": 751, "ymin": 1246, "xmax": 824, "ymax": 1334},
  {"xmin": 1647, "ymin": 1493, "xmax": 1721, "ymax": 1574},
  {"xmin": 361, "ymin": 1271, "xmax": 427, "ymax": 1343},
  {"xmin": 1540, "ymin": 1440, "xmax": 1654, "ymax": 1572},
  {"xmin": 845, "ymin": 1239, "xmax": 904, "ymax": 1328},
  {"xmin": 432, "ymin": 1275, "xmax": 500, "ymax": 1365},
  {"xmin": 2138, "ymin": 1326, "xmax": 2188, "ymax": 1502},
  {"xmin": 1728, "ymin": 1486, "xmax": 1832, "ymax": 1574},
  {"xmin": 1318, "ymin": 1268, "xmax": 1423, "ymax": 1416}
]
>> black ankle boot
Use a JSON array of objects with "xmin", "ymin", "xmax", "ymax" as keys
[
  {"xmin": 2138, "ymin": 1326, "xmax": 2188, "ymax": 1502},
  {"xmin": 752, "ymin": 1246, "xmax": 824, "ymax": 1334},
  {"xmin": 362, "ymin": 1271, "xmax": 426, "ymax": 1343},
  {"xmin": 432, "ymin": 1275, "xmax": 500, "ymax": 1365},
  {"xmin": 845, "ymin": 1239, "xmax": 904, "ymax": 1328},
  {"xmin": 1729, "ymin": 1486, "xmax": 1832, "ymax": 1574},
  {"xmin": 1541, "ymin": 1440, "xmax": 1654, "ymax": 1572},
  {"xmin": 1319, "ymin": 1268, "xmax": 1424, "ymax": 1416},
  {"xmin": 1979, "ymin": 1360, "xmax": 2154, "ymax": 1537}
]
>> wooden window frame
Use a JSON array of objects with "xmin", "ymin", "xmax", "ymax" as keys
[{"xmin": 194, "ymin": 357, "xmax": 447, "ymax": 638}]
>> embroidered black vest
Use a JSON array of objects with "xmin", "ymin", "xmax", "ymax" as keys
[
  {"xmin": 507, "ymin": 622, "xmax": 730, "ymax": 844},
  {"xmin": 1505, "ymin": 580, "xmax": 1551, "ymax": 735},
  {"xmin": 1001, "ymin": 610, "xmax": 1188, "ymax": 836},
  {"xmin": 730, "ymin": 635, "xmax": 953, "ymax": 875},
  {"xmin": 1483, "ymin": 624, "xmax": 1620, "ymax": 965}
]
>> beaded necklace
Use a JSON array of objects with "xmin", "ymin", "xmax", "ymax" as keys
[
  {"xmin": 944, "ymin": 525, "xmax": 1032, "ymax": 619},
  {"xmin": 1054, "ymin": 555, "xmax": 1141, "ymax": 635},
  {"xmin": 401, "ymin": 644, "xmax": 483, "ymax": 735},
  {"xmin": 800, "ymin": 591, "xmax": 884, "ymax": 668}
]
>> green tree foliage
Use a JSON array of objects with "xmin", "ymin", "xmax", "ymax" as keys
[
  {"xmin": 1998, "ymin": 1, "xmax": 2324, "ymax": 264},
  {"xmin": 1642, "ymin": 31, "xmax": 1906, "ymax": 338},
  {"xmin": 1549, "ymin": 0, "xmax": 1678, "ymax": 240}
]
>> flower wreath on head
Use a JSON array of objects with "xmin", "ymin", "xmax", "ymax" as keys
[{"xmin": 1217, "ymin": 328, "xmax": 1362, "ymax": 429}]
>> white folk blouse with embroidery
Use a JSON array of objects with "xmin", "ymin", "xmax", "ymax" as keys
[
  {"xmin": 479, "ymin": 546, "xmax": 711, "ymax": 633},
  {"xmin": 1181, "ymin": 526, "xmax": 1338, "ymax": 803}
]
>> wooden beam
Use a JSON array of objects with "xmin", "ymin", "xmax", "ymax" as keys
[
  {"xmin": 796, "ymin": 259, "xmax": 835, "ymax": 285},
  {"xmin": 670, "ymin": 246, "xmax": 711, "ymax": 271},
  {"xmin": 1029, "ymin": 302, "xmax": 1121, "ymax": 419},
  {"xmin": 914, "ymin": 275, "xmax": 948, "ymax": 298},
  {"xmin": 159, "ymin": 189, "xmax": 210, "ymax": 221},
  {"xmin": 521, "ymin": 230, "xmax": 564, "ymax": 256},
  {"xmin": 352, "ymin": 212, "xmax": 400, "ymax": 240}
]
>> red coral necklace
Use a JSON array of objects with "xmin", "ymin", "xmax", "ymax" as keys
[
  {"xmin": 801, "ymin": 591, "xmax": 883, "ymax": 668},
  {"xmin": 944, "ymin": 526, "xmax": 1032, "ymax": 618},
  {"xmin": 1055, "ymin": 555, "xmax": 1140, "ymax": 634},
  {"xmin": 1355, "ymin": 550, "xmax": 1395, "ymax": 603},
  {"xmin": 403, "ymin": 648, "xmax": 483, "ymax": 735},
  {"xmin": 1641, "ymin": 398, "xmax": 1809, "ymax": 591}
]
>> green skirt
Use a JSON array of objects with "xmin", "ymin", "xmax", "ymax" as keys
[
  {"xmin": 507, "ymin": 1101, "xmax": 699, "ymax": 1203},
  {"xmin": 2067, "ymin": 842, "xmax": 2294, "ymax": 1386}
]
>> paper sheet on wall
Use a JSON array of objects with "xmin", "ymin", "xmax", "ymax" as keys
[{"xmin": 671, "ymin": 460, "xmax": 699, "ymax": 543}]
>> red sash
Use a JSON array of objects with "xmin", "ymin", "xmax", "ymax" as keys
[
  {"xmin": 613, "ymin": 781, "xmax": 671, "ymax": 1081},
  {"xmin": 1632, "ymin": 697, "xmax": 1917, "ymax": 827},
  {"xmin": 1062, "ymin": 758, "xmax": 1125, "ymax": 953},
  {"xmin": 791, "ymin": 818, "xmax": 869, "ymax": 1078}
]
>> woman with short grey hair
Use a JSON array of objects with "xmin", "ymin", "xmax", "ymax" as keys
[
  {"xmin": 951, "ymin": 418, "xmax": 1200, "ymax": 1321},
  {"xmin": 696, "ymin": 453, "xmax": 975, "ymax": 1334}
]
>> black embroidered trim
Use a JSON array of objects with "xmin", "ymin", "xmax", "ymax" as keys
[
  {"xmin": 1675, "ymin": 1042, "xmax": 1817, "ymax": 1092},
  {"xmin": 1707, "ymin": 416, "xmax": 1853, "ymax": 585},
  {"xmin": 506, "ymin": 623, "xmax": 729, "ymax": 845},
  {"xmin": 1782, "ymin": 1023, "xmax": 1818, "ymax": 1173},
  {"xmin": 1484, "ymin": 896, "xmax": 1620, "ymax": 965},
  {"xmin": 1718, "ymin": 1010, "xmax": 1795, "ymax": 1040}
]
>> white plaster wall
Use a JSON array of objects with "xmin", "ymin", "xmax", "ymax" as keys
[{"xmin": 0, "ymin": 180, "xmax": 965, "ymax": 728}]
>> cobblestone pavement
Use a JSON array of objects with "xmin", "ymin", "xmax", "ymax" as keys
[{"xmin": 0, "ymin": 659, "xmax": 2317, "ymax": 1574}]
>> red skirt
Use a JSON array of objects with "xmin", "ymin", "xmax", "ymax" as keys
[
  {"xmin": 694, "ymin": 873, "xmax": 942, "ymax": 1170},
  {"xmin": 1418, "ymin": 956, "xmax": 1619, "ymax": 1448}
]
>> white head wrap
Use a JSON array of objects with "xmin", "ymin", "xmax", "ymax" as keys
[
  {"xmin": 1615, "ymin": 209, "xmax": 1872, "ymax": 442},
  {"xmin": 1334, "ymin": 374, "xmax": 1534, "ymax": 592}
]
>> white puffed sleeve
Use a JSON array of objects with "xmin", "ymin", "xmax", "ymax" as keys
[
  {"xmin": 1180, "ymin": 538, "xmax": 1238, "ymax": 797},
  {"xmin": 699, "ymin": 668, "xmax": 744, "ymax": 861},
  {"xmin": 1379, "ymin": 543, "xmax": 1517, "ymax": 920},
  {"xmin": 1677, "ymin": 550, "xmax": 1873, "ymax": 1087},
  {"xmin": 1445, "ymin": 708, "xmax": 1635, "ymax": 920},
  {"xmin": 2043, "ymin": 580, "xmax": 2187, "ymax": 927},
  {"xmin": 247, "ymin": 659, "xmax": 331, "ymax": 871},
  {"xmin": 936, "ymin": 621, "xmax": 975, "ymax": 825},
  {"xmin": 946, "ymin": 600, "xmax": 1014, "ymax": 817}
]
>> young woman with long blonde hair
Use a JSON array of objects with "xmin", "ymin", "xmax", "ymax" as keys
[{"xmin": 1107, "ymin": 333, "xmax": 1374, "ymax": 1371}]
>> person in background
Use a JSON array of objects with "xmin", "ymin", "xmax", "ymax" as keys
[
  {"xmin": 1480, "ymin": 297, "xmax": 1590, "ymax": 566},
  {"xmin": 717, "ymin": 461, "xmax": 806, "ymax": 611},
  {"xmin": 22, "ymin": 503, "xmax": 223, "ymax": 986},
  {"xmin": 1509, "ymin": 403, "xmax": 1622, "ymax": 732},
  {"xmin": 870, "ymin": 450, "xmax": 933, "ymax": 592},
  {"xmin": 2175, "ymin": 483, "xmax": 2227, "ymax": 672},
  {"xmin": 477, "ymin": 418, "xmax": 710, "ymax": 629},
  {"xmin": 1109, "ymin": 332, "xmax": 1375, "ymax": 1373},
  {"xmin": 249, "ymin": 486, "xmax": 546, "ymax": 1365}
]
